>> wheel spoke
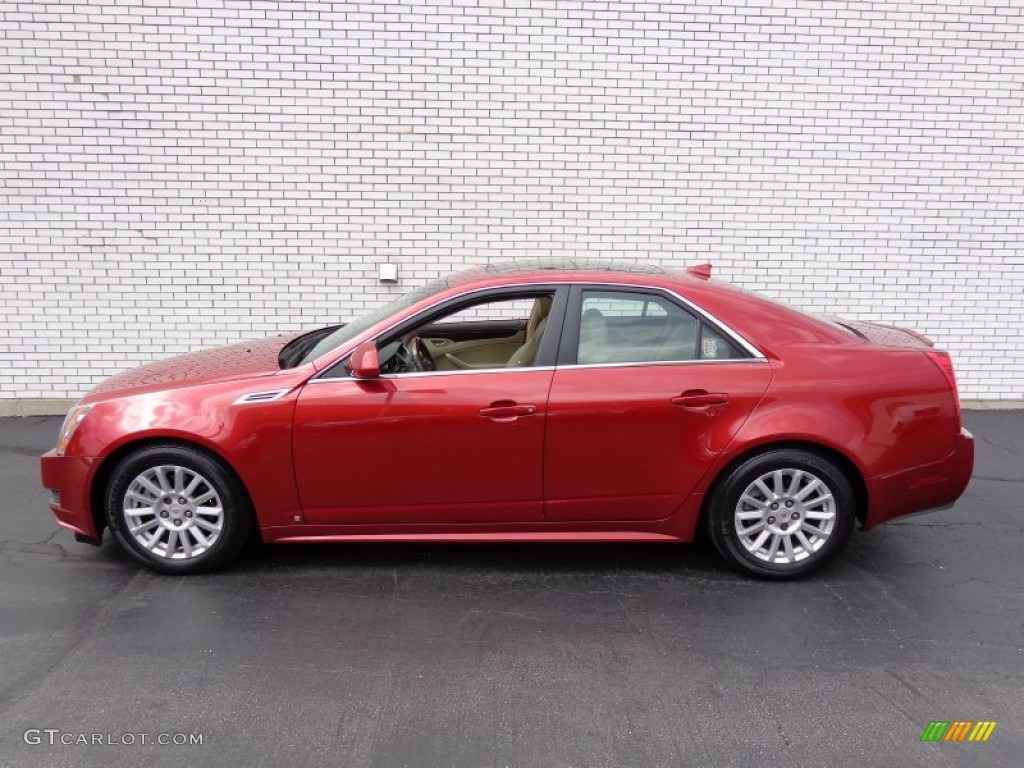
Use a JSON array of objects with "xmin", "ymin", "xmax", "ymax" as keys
[
  {"xmin": 753, "ymin": 478, "xmax": 774, "ymax": 499},
  {"xmin": 193, "ymin": 516, "xmax": 222, "ymax": 533},
  {"xmin": 748, "ymin": 529, "xmax": 770, "ymax": 553},
  {"xmin": 144, "ymin": 528, "xmax": 164, "ymax": 551},
  {"xmin": 180, "ymin": 530, "xmax": 193, "ymax": 558},
  {"xmin": 795, "ymin": 478, "xmax": 822, "ymax": 501},
  {"xmin": 124, "ymin": 505, "xmax": 155, "ymax": 517},
  {"xmin": 136, "ymin": 475, "xmax": 163, "ymax": 498},
  {"xmin": 736, "ymin": 508, "xmax": 764, "ymax": 521},
  {"xmin": 173, "ymin": 466, "xmax": 185, "ymax": 493},
  {"xmin": 803, "ymin": 493, "xmax": 834, "ymax": 509},
  {"xmin": 737, "ymin": 521, "xmax": 765, "ymax": 536},
  {"xmin": 129, "ymin": 519, "xmax": 160, "ymax": 535},
  {"xmin": 183, "ymin": 473, "xmax": 202, "ymax": 497},
  {"xmin": 795, "ymin": 530, "xmax": 814, "ymax": 554},
  {"xmin": 193, "ymin": 491, "xmax": 217, "ymax": 505},
  {"xmin": 766, "ymin": 534, "xmax": 781, "ymax": 561},
  {"xmin": 804, "ymin": 509, "xmax": 835, "ymax": 521},
  {"xmin": 787, "ymin": 470, "xmax": 805, "ymax": 496},
  {"xmin": 782, "ymin": 535, "xmax": 795, "ymax": 562},
  {"xmin": 154, "ymin": 468, "xmax": 172, "ymax": 492},
  {"xmin": 191, "ymin": 527, "xmax": 211, "ymax": 548},
  {"xmin": 739, "ymin": 494, "xmax": 767, "ymax": 510}
]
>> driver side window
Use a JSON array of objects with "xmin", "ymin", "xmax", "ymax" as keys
[{"xmin": 377, "ymin": 292, "xmax": 556, "ymax": 375}]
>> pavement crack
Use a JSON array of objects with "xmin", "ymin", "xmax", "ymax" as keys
[
  {"xmin": 886, "ymin": 520, "xmax": 1005, "ymax": 529},
  {"xmin": 0, "ymin": 534, "xmax": 84, "ymax": 561},
  {"xmin": 976, "ymin": 431, "xmax": 1024, "ymax": 458},
  {"xmin": 971, "ymin": 474, "xmax": 1024, "ymax": 483}
]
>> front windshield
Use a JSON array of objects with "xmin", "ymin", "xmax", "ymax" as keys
[{"xmin": 296, "ymin": 276, "xmax": 450, "ymax": 366}]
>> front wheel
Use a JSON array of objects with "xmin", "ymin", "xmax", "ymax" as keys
[
  {"xmin": 105, "ymin": 444, "xmax": 252, "ymax": 574},
  {"xmin": 706, "ymin": 449, "xmax": 856, "ymax": 579}
]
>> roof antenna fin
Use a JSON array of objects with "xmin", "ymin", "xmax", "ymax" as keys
[{"xmin": 686, "ymin": 263, "xmax": 712, "ymax": 280}]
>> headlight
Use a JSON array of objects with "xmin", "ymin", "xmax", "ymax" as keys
[{"xmin": 56, "ymin": 404, "xmax": 93, "ymax": 456}]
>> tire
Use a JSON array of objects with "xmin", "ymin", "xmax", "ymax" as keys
[
  {"xmin": 104, "ymin": 444, "xmax": 252, "ymax": 574},
  {"xmin": 706, "ymin": 448, "xmax": 856, "ymax": 579}
]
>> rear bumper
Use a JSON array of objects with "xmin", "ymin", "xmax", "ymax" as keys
[
  {"xmin": 864, "ymin": 427, "xmax": 975, "ymax": 529},
  {"xmin": 40, "ymin": 450, "xmax": 100, "ymax": 540}
]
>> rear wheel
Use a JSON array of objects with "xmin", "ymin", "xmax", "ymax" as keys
[
  {"xmin": 105, "ymin": 444, "xmax": 252, "ymax": 574},
  {"xmin": 706, "ymin": 449, "xmax": 856, "ymax": 579}
]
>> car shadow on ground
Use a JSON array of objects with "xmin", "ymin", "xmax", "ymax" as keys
[
  {"xmin": 80, "ymin": 519, "xmax": 904, "ymax": 583},
  {"xmin": 238, "ymin": 537, "xmax": 731, "ymax": 577}
]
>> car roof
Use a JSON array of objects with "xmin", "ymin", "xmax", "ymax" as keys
[
  {"xmin": 434, "ymin": 259, "xmax": 857, "ymax": 354},
  {"xmin": 445, "ymin": 258, "xmax": 684, "ymax": 288},
  {"xmin": 304, "ymin": 258, "xmax": 858, "ymax": 371}
]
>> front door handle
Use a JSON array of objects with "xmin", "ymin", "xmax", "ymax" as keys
[
  {"xmin": 670, "ymin": 390, "xmax": 730, "ymax": 408},
  {"xmin": 480, "ymin": 401, "xmax": 538, "ymax": 421}
]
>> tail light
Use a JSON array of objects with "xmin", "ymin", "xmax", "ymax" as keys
[{"xmin": 925, "ymin": 350, "xmax": 961, "ymax": 430}]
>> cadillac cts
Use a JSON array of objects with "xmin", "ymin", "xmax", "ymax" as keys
[{"xmin": 40, "ymin": 260, "xmax": 974, "ymax": 578}]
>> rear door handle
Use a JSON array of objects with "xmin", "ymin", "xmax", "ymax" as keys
[
  {"xmin": 479, "ymin": 401, "xmax": 538, "ymax": 420},
  {"xmin": 670, "ymin": 390, "xmax": 730, "ymax": 408}
]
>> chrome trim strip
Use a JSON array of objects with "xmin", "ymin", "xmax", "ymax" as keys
[
  {"xmin": 232, "ymin": 388, "xmax": 292, "ymax": 404},
  {"xmin": 306, "ymin": 357, "xmax": 769, "ymax": 384},
  {"xmin": 314, "ymin": 278, "xmax": 767, "ymax": 379},
  {"xmin": 307, "ymin": 366, "xmax": 557, "ymax": 383},
  {"xmin": 556, "ymin": 358, "xmax": 771, "ymax": 372},
  {"xmin": 382, "ymin": 366, "xmax": 557, "ymax": 380}
]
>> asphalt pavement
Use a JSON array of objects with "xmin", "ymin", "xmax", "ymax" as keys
[{"xmin": 0, "ymin": 412, "xmax": 1021, "ymax": 767}]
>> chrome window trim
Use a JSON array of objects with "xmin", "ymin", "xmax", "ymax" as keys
[
  {"xmin": 554, "ymin": 357, "xmax": 771, "ymax": 372},
  {"xmin": 308, "ymin": 366, "xmax": 558, "ymax": 383},
  {"xmin": 313, "ymin": 279, "xmax": 766, "ymax": 381},
  {"xmin": 305, "ymin": 357, "xmax": 769, "ymax": 384}
]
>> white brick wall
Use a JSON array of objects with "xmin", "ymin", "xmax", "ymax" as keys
[{"xmin": 1, "ymin": 0, "xmax": 1022, "ymax": 400}]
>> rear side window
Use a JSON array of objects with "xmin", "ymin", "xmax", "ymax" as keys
[
  {"xmin": 699, "ymin": 324, "xmax": 743, "ymax": 360},
  {"xmin": 575, "ymin": 289, "xmax": 746, "ymax": 365}
]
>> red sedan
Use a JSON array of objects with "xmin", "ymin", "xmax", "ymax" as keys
[{"xmin": 40, "ymin": 260, "xmax": 973, "ymax": 578}]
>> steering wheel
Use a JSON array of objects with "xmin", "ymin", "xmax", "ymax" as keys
[{"xmin": 407, "ymin": 336, "xmax": 436, "ymax": 372}]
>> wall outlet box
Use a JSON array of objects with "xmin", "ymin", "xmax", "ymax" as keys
[{"xmin": 379, "ymin": 263, "xmax": 398, "ymax": 283}]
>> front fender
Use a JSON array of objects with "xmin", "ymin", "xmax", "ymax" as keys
[{"xmin": 71, "ymin": 376, "xmax": 308, "ymax": 529}]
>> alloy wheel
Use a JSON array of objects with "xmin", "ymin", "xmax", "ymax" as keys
[
  {"xmin": 733, "ymin": 468, "xmax": 837, "ymax": 565},
  {"xmin": 122, "ymin": 465, "xmax": 225, "ymax": 560}
]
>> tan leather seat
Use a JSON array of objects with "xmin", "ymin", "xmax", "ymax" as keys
[{"xmin": 505, "ymin": 297, "xmax": 552, "ymax": 367}]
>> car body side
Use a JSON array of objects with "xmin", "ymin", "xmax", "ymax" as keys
[{"xmin": 40, "ymin": 269, "xmax": 974, "ymax": 545}]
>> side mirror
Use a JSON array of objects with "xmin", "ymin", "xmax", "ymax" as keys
[{"xmin": 348, "ymin": 341, "xmax": 380, "ymax": 379}]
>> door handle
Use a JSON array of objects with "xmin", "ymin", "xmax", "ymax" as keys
[
  {"xmin": 479, "ymin": 401, "xmax": 538, "ymax": 420},
  {"xmin": 670, "ymin": 390, "xmax": 730, "ymax": 408}
]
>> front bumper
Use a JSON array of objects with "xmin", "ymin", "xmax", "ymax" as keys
[
  {"xmin": 40, "ymin": 450, "xmax": 101, "ymax": 540},
  {"xmin": 864, "ymin": 427, "xmax": 975, "ymax": 529}
]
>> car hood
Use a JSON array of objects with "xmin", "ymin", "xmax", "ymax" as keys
[{"xmin": 83, "ymin": 333, "xmax": 303, "ymax": 402}]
